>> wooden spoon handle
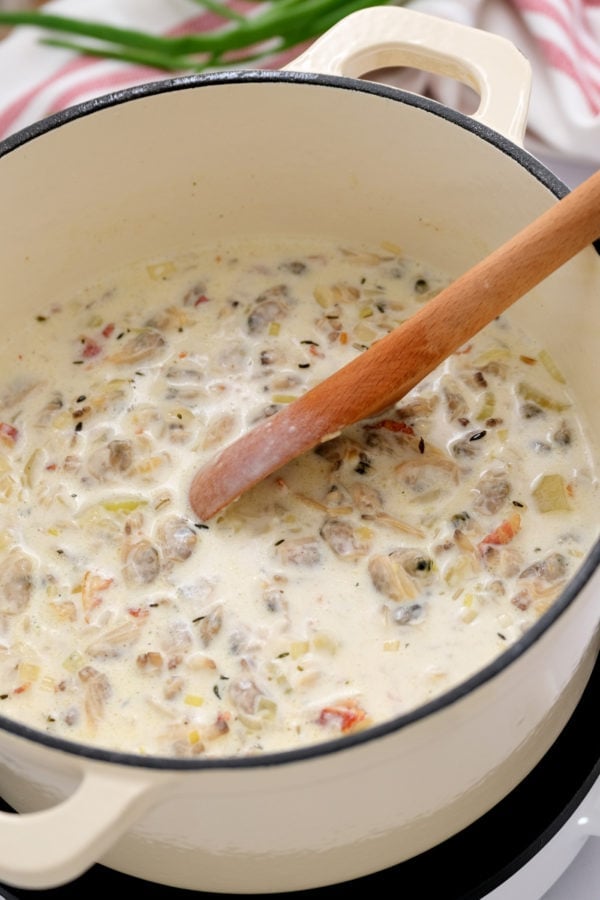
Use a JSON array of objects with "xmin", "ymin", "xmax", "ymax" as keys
[{"xmin": 190, "ymin": 169, "xmax": 600, "ymax": 520}]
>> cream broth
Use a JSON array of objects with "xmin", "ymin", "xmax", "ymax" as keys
[{"xmin": 0, "ymin": 237, "xmax": 597, "ymax": 758}]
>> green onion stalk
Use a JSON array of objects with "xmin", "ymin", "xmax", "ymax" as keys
[{"xmin": 0, "ymin": 0, "xmax": 398, "ymax": 73}]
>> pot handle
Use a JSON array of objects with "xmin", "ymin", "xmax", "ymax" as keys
[
  {"xmin": 0, "ymin": 764, "xmax": 170, "ymax": 889},
  {"xmin": 284, "ymin": 5, "xmax": 532, "ymax": 146}
]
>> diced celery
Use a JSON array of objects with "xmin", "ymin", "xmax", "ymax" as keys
[
  {"xmin": 62, "ymin": 651, "xmax": 85, "ymax": 672},
  {"xmin": 100, "ymin": 497, "xmax": 147, "ymax": 513},
  {"xmin": 518, "ymin": 382, "xmax": 570, "ymax": 411},
  {"xmin": 290, "ymin": 640, "xmax": 309, "ymax": 659},
  {"xmin": 538, "ymin": 349, "xmax": 566, "ymax": 384},
  {"xmin": 476, "ymin": 391, "xmax": 495, "ymax": 421}
]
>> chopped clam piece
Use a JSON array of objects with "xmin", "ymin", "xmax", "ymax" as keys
[
  {"xmin": 393, "ymin": 603, "xmax": 426, "ymax": 625},
  {"xmin": 110, "ymin": 328, "xmax": 166, "ymax": 364},
  {"xmin": 202, "ymin": 412, "xmax": 236, "ymax": 450},
  {"xmin": 161, "ymin": 620, "xmax": 194, "ymax": 658},
  {"xmin": 88, "ymin": 439, "xmax": 133, "ymax": 480},
  {"xmin": 442, "ymin": 377, "xmax": 468, "ymax": 421},
  {"xmin": 519, "ymin": 552, "xmax": 568, "ymax": 582},
  {"xmin": 163, "ymin": 675, "xmax": 184, "ymax": 699},
  {"xmin": 137, "ymin": 651, "xmax": 164, "ymax": 672},
  {"xmin": 395, "ymin": 395, "xmax": 439, "ymax": 420},
  {"xmin": 278, "ymin": 538, "xmax": 322, "ymax": 566},
  {"xmin": 78, "ymin": 665, "xmax": 111, "ymax": 728},
  {"xmin": 157, "ymin": 516, "xmax": 198, "ymax": 562},
  {"xmin": 263, "ymin": 587, "xmax": 287, "ymax": 614},
  {"xmin": 36, "ymin": 391, "xmax": 63, "ymax": 425},
  {"xmin": 314, "ymin": 282, "xmax": 360, "ymax": 308},
  {"xmin": 165, "ymin": 362, "xmax": 204, "ymax": 384},
  {"xmin": 368, "ymin": 553, "xmax": 419, "ymax": 602},
  {"xmin": 1, "ymin": 376, "xmax": 40, "ymax": 409},
  {"xmin": 146, "ymin": 305, "xmax": 191, "ymax": 331},
  {"xmin": 197, "ymin": 606, "xmax": 223, "ymax": 647},
  {"xmin": 108, "ymin": 440, "xmax": 133, "ymax": 471},
  {"xmin": 247, "ymin": 286, "xmax": 290, "ymax": 333},
  {"xmin": 553, "ymin": 421, "xmax": 572, "ymax": 446},
  {"xmin": 350, "ymin": 482, "xmax": 384, "ymax": 516},
  {"xmin": 320, "ymin": 518, "xmax": 371, "ymax": 559},
  {"xmin": 450, "ymin": 431, "xmax": 487, "ymax": 458},
  {"xmin": 123, "ymin": 540, "xmax": 161, "ymax": 584},
  {"xmin": 396, "ymin": 456, "xmax": 458, "ymax": 498},
  {"xmin": 480, "ymin": 546, "xmax": 524, "ymax": 578},
  {"xmin": 185, "ymin": 652, "xmax": 217, "ymax": 671},
  {"xmin": 473, "ymin": 468, "xmax": 511, "ymax": 515},
  {"xmin": 314, "ymin": 435, "xmax": 351, "ymax": 467},
  {"xmin": 0, "ymin": 550, "xmax": 34, "ymax": 615},
  {"xmin": 86, "ymin": 619, "xmax": 145, "ymax": 659},
  {"xmin": 229, "ymin": 674, "xmax": 272, "ymax": 717},
  {"xmin": 324, "ymin": 483, "xmax": 352, "ymax": 509},
  {"xmin": 389, "ymin": 548, "xmax": 435, "ymax": 581}
]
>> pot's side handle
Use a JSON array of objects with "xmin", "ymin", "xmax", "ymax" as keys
[
  {"xmin": 284, "ymin": 5, "xmax": 532, "ymax": 146},
  {"xmin": 0, "ymin": 765, "xmax": 170, "ymax": 889}
]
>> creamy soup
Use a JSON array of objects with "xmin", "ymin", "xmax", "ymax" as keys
[{"xmin": 0, "ymin": 237, "xmax": 597, "ymax": 758}]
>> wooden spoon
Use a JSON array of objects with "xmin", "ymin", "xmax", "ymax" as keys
[{"xmin": 190, "ymin": 169, "xmax": 600, "ymax": 521}]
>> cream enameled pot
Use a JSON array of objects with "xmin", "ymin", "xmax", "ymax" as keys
[{"xmin": 0, "ymin": 6, "xmax": 599, "ymax": 893}]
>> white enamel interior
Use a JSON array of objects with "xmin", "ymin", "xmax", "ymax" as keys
[{"xmin": 0, "ymin": 74, "xmax": 598, "ymax": 893}]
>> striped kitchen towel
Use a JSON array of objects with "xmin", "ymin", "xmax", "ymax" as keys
[
  {"xmin": 402, "ymin": 0, "xmax": 600, "ymax": 164},
  {"xmin": 0, "ymin": 0, "xmax": 598, "ymax": 164}
]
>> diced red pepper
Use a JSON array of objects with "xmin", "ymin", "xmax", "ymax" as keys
[
  {"xmin": 128, "ymin": 606, "xmax": 150, "ymax": 619},
  {"xmin": 511, "ymin": 590, "xmax": 532, "ymax": 611},
  {"xmin": 216, "ymin": 711, "xmax": 231, "ymax": 726},
  {"xmin": 102, "ymin": 323, "xmax": 116, "ymax": 338},
  {"xmin": 81, "ymin": 572, "xmax": 113, "ymax": 621},
  {"xmin": 0, "ymin": 422, "xmax": 18, "ymax": 445},
  {"xmin": 479, "ymin": 513, "xmax": 522, "ymax": 549},
  {"xmin": 317, "ymin": 702, "xmax": 367, "ymax": 733},
  {"xmin": 82, "ymin": 337, "xmax": 102, "ymax": 359}
]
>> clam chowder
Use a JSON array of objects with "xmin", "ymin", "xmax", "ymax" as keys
[{"xmin": 0, "ymin": 237, "xmax": 597, "ymax": 758}]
